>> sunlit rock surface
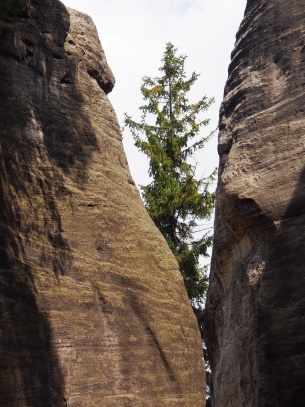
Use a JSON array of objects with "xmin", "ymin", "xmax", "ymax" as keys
[
  {"xmin": 0, "ymin": 1, "xmax": 206, "ymax": 405},
  {"xmin": 205, "ymin": 0, "xmax": 305, "ymax": 406}
]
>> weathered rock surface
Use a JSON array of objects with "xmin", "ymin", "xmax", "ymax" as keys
[
  {"xmin": 205, "ymin": 0, "xmax": 305, "ymax": 406},
  {"xmin": 0, "ymin": 1, "xmax": 205, "ymax": 405}
]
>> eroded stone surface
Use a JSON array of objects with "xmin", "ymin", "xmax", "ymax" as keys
[
  {"xmin": 0, "ymin": 1, "xmax": 205, "ymax": 405},
  {"xmin": 205, "ymin": 1, "xmax": 305, "ymax": 406}
]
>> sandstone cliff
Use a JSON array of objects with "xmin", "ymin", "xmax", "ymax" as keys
[
  {"xmin": 205, "ymin": 0, "xmax": 305, "ymax": 406},
  {"xmin": 0, "ymin": 1, "xmax": 206, "ymax": 405}
]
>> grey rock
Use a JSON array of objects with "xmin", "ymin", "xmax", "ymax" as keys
[{"xmin": 205, "ymin": 1, "xmax": 305, "ymax": 406}]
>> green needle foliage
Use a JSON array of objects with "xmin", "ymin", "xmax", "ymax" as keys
[{"xmin": 124, "ymin": 42, "xmax": 216, "ymax": 314}]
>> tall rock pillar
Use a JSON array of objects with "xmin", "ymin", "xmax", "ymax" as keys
[
  {"xmin": 0, "ymin": 0, "xmax": 206, "ymax": 405},
  {"xmin": 205, "ymin": 0, "xmax": 305, "ymax": 406}
]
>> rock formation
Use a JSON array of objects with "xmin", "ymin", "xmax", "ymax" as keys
[
  {"xmin": 205, "ymin": 0, "xmax": 305, "ymax": 406},
  {"xmin": 0, "ymin": 1, "xmax": 206, "ymax": 405}
]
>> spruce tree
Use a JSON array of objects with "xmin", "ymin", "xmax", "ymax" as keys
[{"xmin": 124, "ymin": 42, "xmax": 216, "ymax": 315}]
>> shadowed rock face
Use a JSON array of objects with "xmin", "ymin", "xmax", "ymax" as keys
[
  {"xmin": 0, "ymin": 1, "xmax": 206, "ymax": 405},
  {"xmin": 205, "ymin": 1, "xmax": 305, "ymax": 406}
]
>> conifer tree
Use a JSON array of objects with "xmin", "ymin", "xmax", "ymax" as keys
[{"xmin": 124, "ymin": 42, "xmax": 216, "ymax": 314}]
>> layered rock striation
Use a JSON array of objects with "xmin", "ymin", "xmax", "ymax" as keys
[
  {"xmin": 205, "ymin": 0, "xmax": 305, "ymax": 406},
  {"xmin": 0, "ymin": 1, "xmax": 205, "ymax": 405}
]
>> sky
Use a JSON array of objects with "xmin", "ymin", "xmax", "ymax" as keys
[{"xmin": 61, "ymin": 0, "xmax": 246, "ymax": 188}]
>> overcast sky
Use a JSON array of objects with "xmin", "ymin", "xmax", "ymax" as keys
[{"xmin": 61, "ymin": 0, "xmax": 246, "ymax": 187}]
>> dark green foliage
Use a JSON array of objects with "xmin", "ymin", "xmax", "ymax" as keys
[
  {"xmin": 124, "ymin": 43, "xmax": 216, "ymax": 310},
  {"xmin": 125, "ymin": 44, "xmax": 216, "ymax": 400}
]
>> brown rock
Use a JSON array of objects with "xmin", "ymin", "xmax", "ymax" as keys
[
  {"xmin": 0, "ymin": 1, "xmax": 205, "ymax": 405},
  {"xmin": 205, "ymin": 1, "xmax": 305, "ymax": 406}
]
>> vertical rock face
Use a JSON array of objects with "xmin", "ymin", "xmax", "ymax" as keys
[
  {"xmin": 0, "ymin": 1, "xmax": 205, "ymax": 406},
  {"xmin": 205, "ymin": 1, "xmax": 305, "ymax": 406}
]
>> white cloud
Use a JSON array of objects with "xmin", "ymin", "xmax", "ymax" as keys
[{"xmin": 61, "ymin": 0, "xmax": 246, "ymax": 186}]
